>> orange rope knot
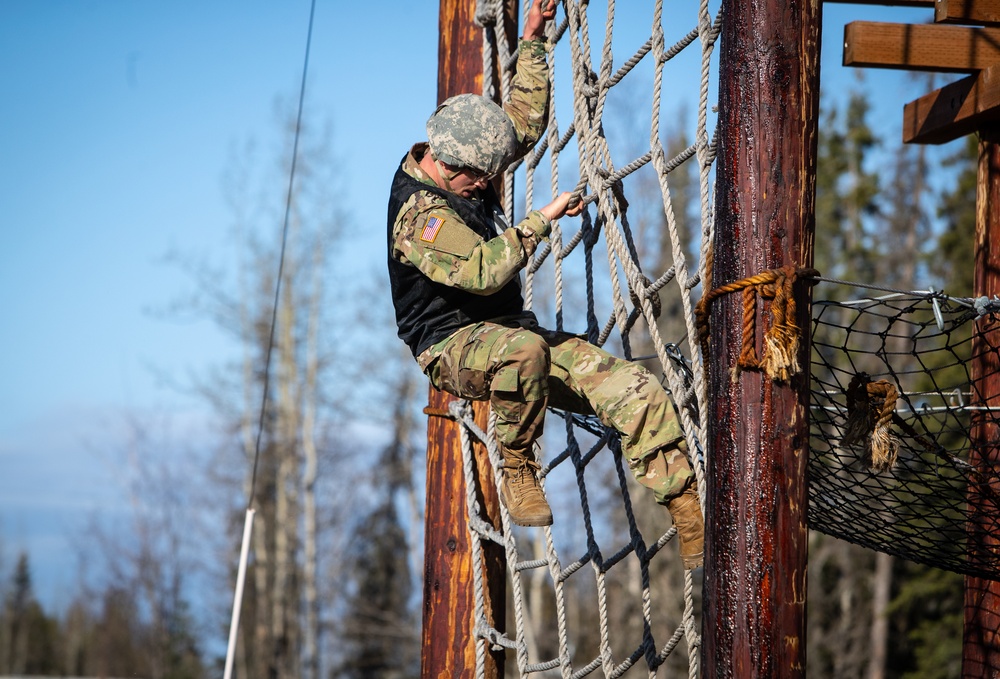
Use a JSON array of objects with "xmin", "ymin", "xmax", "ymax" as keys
[
  {"xmin": 694, "ymin": 265, "xmax": 819, "ymax": 382},
  {"xmin": 842, "ymin": 373, "xmax": 900, "ymax": 472}
]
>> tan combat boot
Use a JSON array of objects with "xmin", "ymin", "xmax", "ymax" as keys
[
  {"xmin": 499, "ymin": 456, "xmax": 553, "ymax": 527},
  {"xmin": 666, "ymin": 484, "xmax": 704, "ymax": 569}
]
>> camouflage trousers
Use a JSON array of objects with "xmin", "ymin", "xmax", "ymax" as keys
[{"xmin": 423, "ymin": 320, "xmax": 693, "ymax": 504}]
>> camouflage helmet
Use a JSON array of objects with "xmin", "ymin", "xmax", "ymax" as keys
[{"xmin": 426, "ymin": 94, "xmax": 517, "ymax": 176}]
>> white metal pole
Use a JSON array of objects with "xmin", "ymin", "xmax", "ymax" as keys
[{"xmin": 223, "ymin": 508, "xmax": 255, "ymax": 679}]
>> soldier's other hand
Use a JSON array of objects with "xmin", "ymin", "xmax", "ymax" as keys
[
  {"xmin": 540, "ymin": 191, "xmax": 583, "ymax": 222},
  {"xmin": 523, "ymin": 0, "xmax": 557, "ymax": 41},
  {"xmin": 564, "ymin": 195, "xmax": 584, "ymax": 217}
]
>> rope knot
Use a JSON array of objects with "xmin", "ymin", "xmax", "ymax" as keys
[
  {"xmin": 694, "ymin": 265, "xmax": 819, "ymax": 382},
  {"xmin": 474, "ymin": 0, "xmax": 502, "ymax": 27},
  {"xmin": 575, "ymin": 65, "xmax": 600, "ymax": 100},
  {"xmin": 842, "ymin": 372, "xmax": 900, "ymax": 472},
  {"xmin": 628, "ymin": 273, "xmax": 662, "ymax": 319}
]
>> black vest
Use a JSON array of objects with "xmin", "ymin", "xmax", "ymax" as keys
[{"xmin": 387, "ymin": 160, "xmax": 525, "ymax": 358}]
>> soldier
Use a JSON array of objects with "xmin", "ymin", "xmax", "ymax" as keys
[{"xmin": 386, "ymin": 0, "xmax": 704, "ymax": 568}]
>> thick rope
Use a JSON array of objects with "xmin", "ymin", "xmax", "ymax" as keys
[
  {"xmin": 842, "ymin": 373, "xmax": 900, "ymax": 472},
  {"xmin": 695, "ymin": 265, "xmax": 820, "ymax": 382}
]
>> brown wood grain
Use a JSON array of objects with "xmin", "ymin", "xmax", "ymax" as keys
[
  {"xmin": 937, "ymin": 0, "xmax": 1000, "ymax": 26},
  {"xmin": 824, "ymin": 0, "xmax": 934, "ymax": 7},
  {"xmin": 844, "ymin": 21, "xmax": 1000, "ymax": 72},
  {"xmin": 828, "ymin": 0, "xmax": 1000, "ymax": 23},
  {"xmin": 962, "ymin": 134, "xmax": 1000, "ymax": 679},
  {"xmin": 702, "ymin": 0, "xmax": 819, "ymax": 676},
  {"xmin": 420, "ymin": 2, "xmax": 514, "ymax": 677},
  {"xmin": 903, "ymin": 66, "xmax": 1000, "ymax": 144}
]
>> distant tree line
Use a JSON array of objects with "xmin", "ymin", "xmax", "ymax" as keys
[{"xmin": 0, "ymin": 551, "xmax": 203, "ymax": 678}]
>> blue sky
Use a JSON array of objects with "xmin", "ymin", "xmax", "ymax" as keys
[
  {"xmin": 0, "ymin": 1, "xmax": 938, "ymax": 610},
  {"xmin": 0, "ymin": 0, "xmax": 439, "ymax": 609}
]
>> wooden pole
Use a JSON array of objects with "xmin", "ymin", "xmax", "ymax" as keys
[
  {"xmin": 703, "ymin": 0, "xmax": 821, "ymax": 676},
  {"xmin": 962, "ymin": 130, "xmax": 1000, "ymax": 678},
  {"xmin": 421, "ymin": 2, "xmax": 516, "ymax": 677}
]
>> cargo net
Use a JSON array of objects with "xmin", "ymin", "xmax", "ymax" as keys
[
  {"xmin": 449, "ymin": 0, "xmax": 722, "ymax": 677},
  {"xmin": 810, "ymin": 281, "xmax": 1000, "ymax": 581},
  {"xmin": 451, "ymin": 1, "xmax": 1000, "ymax": 677}
]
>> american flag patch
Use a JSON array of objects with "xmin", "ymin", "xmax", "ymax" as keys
[{"xmin": 420, "ymin": 214, "xmax": 445, "ymax": 243}]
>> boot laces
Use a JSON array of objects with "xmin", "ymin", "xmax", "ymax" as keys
[{"xmin": 506, "ymin": 459, "xmax": 542, "ymax": 495}]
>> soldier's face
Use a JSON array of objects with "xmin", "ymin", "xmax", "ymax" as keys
[{"xmin": 444, "ymin": 163, "xmax": 493, "ymax": 197}]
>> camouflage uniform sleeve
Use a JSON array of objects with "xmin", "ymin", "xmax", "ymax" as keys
[
  {"xmin": 504, "ymin": 38, "xmax": 549, "ymax": 157},
  {"xmin": 391, "ymin": 190, "xmax": 552, "ymax": 295}
]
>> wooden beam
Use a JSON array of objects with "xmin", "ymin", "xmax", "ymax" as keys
[
  {"xmin": 936, "ymin": 0, "xmax": 1000, "ymax": 25},
  {"xmin": 844, "ymin": 21, "xmax": 1000, "ymax": 72},
  {"xmin": 824, "ymin": 0, "xmax": 1000, "ymax": 24},
  {"xmin": 903, "ymin": 65, "xmax": 1000, "ymax": 143},
  {"xmin": 824, "ymin": 0, "xmax": 933, "ymax": 7}
]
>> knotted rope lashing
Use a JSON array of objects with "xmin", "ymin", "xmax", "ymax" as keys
[
  {"xmin": 695, "ymin": 265, "xmax": 820, "ymax": 382},
  {"xmin": 841, "ymin": 372, "xmax": 900, "ymax": 472}
]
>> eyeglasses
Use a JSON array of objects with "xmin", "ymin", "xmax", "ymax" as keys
[{"xmin": 463, "ymin": 167, "xmax": 497, "ymax": 183}]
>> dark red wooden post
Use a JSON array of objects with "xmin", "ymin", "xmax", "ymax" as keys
[
  {"xmin": 962, "ymin": 130, "xmax": 1000, "ymax": 678},
  {"xmin": 703, "ymin": 0, "xmax": 821, "ymax": 676}
]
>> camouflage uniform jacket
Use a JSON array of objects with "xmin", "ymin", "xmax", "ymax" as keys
[{"xmin": 389, "ymin": 39, "xmax": 553, "ymax": 369}]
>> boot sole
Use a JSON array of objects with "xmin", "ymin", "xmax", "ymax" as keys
[{"xmin": 509, "ymin": 514, "xmax": 554, "ymax": 527}]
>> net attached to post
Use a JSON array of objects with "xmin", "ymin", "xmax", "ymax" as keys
[
  {"xmin": 456, "ymin": 1, "xmax": 721, "ymax": 676},
  {"xmin": 809, "ymin": 281, "xmax": 1000, "ymax": 581}
]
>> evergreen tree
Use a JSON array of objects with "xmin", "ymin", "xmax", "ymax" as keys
[
  {"xmin": 885, "ymin": 560, "xmax": 963, "ymax": 679},
  {"xmin": 933, "ymin": 135, "xmax": 978, "ymax": 296},
  {"xmin": 814, "ymin": 91, "xmax": 881, "ymax": 289},
  {"xmin": 874, "ymin": 132, "xmax": 978, "ymax": 679},
  {"xmin": 877, "ymin": 136, "xmax": 931, "ymax": 290},
  {"xmin": 336, "ymin": 374, "xmax": 419, "ymax": 678},
  {"xmin": 90, "ymin": 585, "xmax": 149, "ymax": 677},
  {"xmin": 0, "ymin": 554, "xmax": 60, "ymax": 676},
  {"xmin": 809, "ymin": 87, "xmax": 885, "ymax": 677},
  {"xmin": 339, "ymin": 502, "xmax": 415, "ymax": 678}
]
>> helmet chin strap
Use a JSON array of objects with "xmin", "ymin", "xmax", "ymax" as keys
[{"xmin": 431, "ymin": 153, "xmax": 461, "ymax": 193}]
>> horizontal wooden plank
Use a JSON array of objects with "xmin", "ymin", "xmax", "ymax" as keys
[
  {"xmin": 903, "ymin": 65, "xmax": 1000, "ymax": 143},
  {"xmin": 825, "ymin": 0, "xmax": 932, "ymax": 7},
  {"xmin": 824, "ymin": 0, "xmax": 1000, "ymax": 24},
  {"xmin": 936, "ymin": 0, "xmax": 1000, "ymax": 25},
  {"xmin": 844, "ymin": 21, "xmax": 1000, "ymax": 72}
]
